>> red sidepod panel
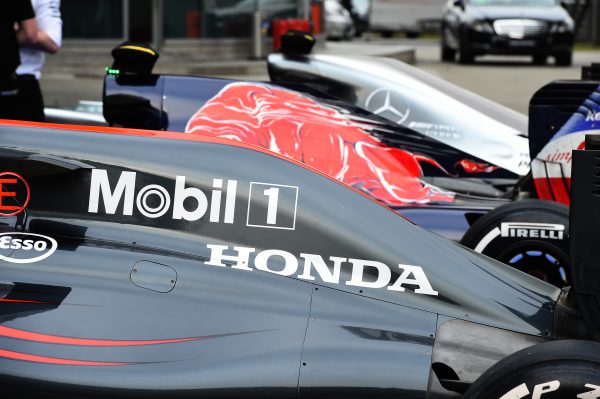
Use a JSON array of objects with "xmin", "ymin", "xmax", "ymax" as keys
[{"xmin": 185, "ymin": 83, "xmax": 455, "ymax": 206}]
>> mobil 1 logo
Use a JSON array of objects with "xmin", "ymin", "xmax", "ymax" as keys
[
  {"xmin": 246, "ymin": 182, "xmax": 299, "ymax": 230},
  {"xmin": 88, "ymin": 169, "xmax": 299, "ymax": 231}
]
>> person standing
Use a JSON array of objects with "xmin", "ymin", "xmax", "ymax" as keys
[
  {"xmin": 0, "ymin": 0, "xmax": 37, "ymax": 120},
  {"xmin": 17, "ymin": 0, "xmax": 62, "ymax": 122}
]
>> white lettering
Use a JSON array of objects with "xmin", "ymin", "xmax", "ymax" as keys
[
  {"xmin": 0, "ymin": 233, "xmax": 57, "ymax": 264},
  {"xmin": 10, "ymin": 238, "xmax": 22, "ymax": 250},
  {"xmin": 33, "ymin": 241, "xmax": 47, "ymax": 251},
  {"xmin": 586, "ymin": 111, "xmax": 600, "ymax": 122},
  {"xmin": 388, "ymin": 265, "xmax": 439, "ymax": 296},
  {"xmin": 500, "ymin": 223, "xmax": 565, "ymax": 240},
  {"xmin": 88, "ymin": 169, "xmax": 136, "ymax": 215},
  {"xmin": 298, "ymin": 254, "xmax": 345, "ymax": 283},
  {"xmin": 206, "ymin": 244, "xmax": 255, "ymax": 271},
  {"xmin": 578, "ymin": 384, "xmax": 600, "ymax": 399},
  {"xmin": 532, "ymin": 380, "xmax": 560, "ymax": 399},
  {"xmin": 264, "ymin": 187, "xmax": 280, "ymax": 225},
  {"xmin": 224, "ymin": 180, "xmax": 237, "ymax": 224},
  {"xmin": 204, "ymin": 244, "xmax": 438, "ymax": 297},
  {"xmin": 529, "ymin": 229, "xmax": 539, "ymax": 238},
  {"xmin": 346, "ymin": 259, "xmax": 391, "ymax": 289},
  {"xmin": 499, "ymin": 383, "xmax": 530, "ymax": 399},
  {"xmin": 255, "ymin": 249, "xmax": 298, "ymax": 276},
  {"xmin": 210, "ymin": 179, "xmax": 222, "ymax": 223},
  {"xmin": 172, "ymin": 176, "xmax": 208, "ymax": 221},
  {"xmin": 89, "ymin": 170, "xmax": 239, "ymax": 224},
  {"xmin": 136, "ymin": 184, "xmax": 171, "ymax": 218}
]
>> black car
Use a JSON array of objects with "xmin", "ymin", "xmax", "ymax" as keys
[{"xmin": 441, "ymin": 0, "xmax": 574, "ymax": 65}]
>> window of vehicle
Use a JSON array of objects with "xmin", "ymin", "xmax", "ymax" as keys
[
  {"xmin": 62, "ymin": 0, "xmax": 124, "ymax": 38},
  {"xmin": 165, "ymin": 0, "xmax": 297, "ymax": 38},
  {"xmin": 468, "ymin": 0, "xmax": 557, "ymax": 6}
]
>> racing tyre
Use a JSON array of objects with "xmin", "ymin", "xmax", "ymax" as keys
[
  {"xmin": 458, "ymin": 43, "xmax": 474, "ymax": 64},
  {"xmin": 532, "ymin": 54, "xmax": 547, "ymax": 65},
  {"xmin": 460, "ymin": 200, "xmax": 570, "ymax": 287},
  {"xmin": 555, "ymin": 52, "xmax": 572, "ymax": 66},
  {"xmin": 441, "ymin": 45, "xmax": 456, "ymax": 62},
  {"xmin": 441, "ymin": 33, "xmax": 456, "ymax": 62},
  {"xmin": 463, "ymin": 340, "xmax": 600, "ymax": 399}
]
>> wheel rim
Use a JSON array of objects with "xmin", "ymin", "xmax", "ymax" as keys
[{"xmin": 498, "ymin": 244, "xmax": 569, "ymax": 287}]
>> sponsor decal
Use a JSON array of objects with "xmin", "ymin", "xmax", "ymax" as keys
[
  {"xmin": 89, "ymin": 169, "xmax": 238, "ymax": 223},
  {"xmin": 408, "ymin": 121, "xmax": 462, "ymax": 140},
  {"xmin": 500, "ymin": 222, "xmax": 565, "ymax": 240},
  {"xmin": 0, "ymin": 172, "xmax": 30, "ymax": 217},
  {"xmin": 0, "ymin": 233, "xmax": 57, "ymax": 264},
  {"xmin": 586, "ymin": 111, "xmax": 600, "ymax": 122},
  {"xmin": 185, "ymin": 82, "xmax": 455, "ymax": 206},
  {"xmin": 365, "ymin": 88, "xmax": 411, "ymax": 124},
  {"xmin": 532, "ymin": 130, "xmax": 600, "ymax": 205},
  {"xmin": 88, "ymin": 170, "xmax": 299, "ymax": 230},
  {"xmin": 206, "ymin": 244, "xmax": 439, "ymax": 296},
  {"xmin": 246, "ymin": 182, "xmax": 299, "ymax": 230},
  {"xmin": 474, "ymin": 222, "xmax": 564, "ymax": 253},
  {"xmin": 500, "ymin": 381, "xmax": 600, "ymax": 399}
]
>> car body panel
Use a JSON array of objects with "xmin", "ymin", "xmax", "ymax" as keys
[
  {"xmin": 0, "ymin": 121, "xmax": 560, "ymax": 397},
  {"xmin": 267, "ymin": 54, "xmax": 530, "ymax": 176},
  {"xmin": 102, "ymin": 68, "xmax": 530, "ymax": 243},
  {"xmin": 528, "ymin": 80, "xmax": 600, "ymax": 205},
  {"xmin": 103, "ymin": 72, "xmax": 523, "ymax": 241}
]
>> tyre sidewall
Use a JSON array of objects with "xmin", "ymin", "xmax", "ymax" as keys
[
  {"xmin": 463, "ymin": 340, "xmax": 600, "ymax": 399},
  {"xmin": 466, "ymin": 360, "xmax": 600, "ymax": 399},
  {"xmin": 461, "ymin": 200, "xmax": 570, "ymax": 284}
]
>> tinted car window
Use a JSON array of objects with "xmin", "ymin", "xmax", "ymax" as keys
[{"xmin": 469, "ymin": 0, "xmax": 557, "ymax": 5}]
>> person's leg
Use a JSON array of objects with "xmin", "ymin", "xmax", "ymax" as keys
[
  {"xmin": 0, "ymin": 74, "xmax": 20, "ymax": 120},
  {"xmin": 17, "ymin": 74, "xmax": 44, "ymax": 122}
]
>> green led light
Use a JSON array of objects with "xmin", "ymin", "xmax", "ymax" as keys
[{"xmin": 105, "ymin": 67, "xmax": 120, "ymax": 76}]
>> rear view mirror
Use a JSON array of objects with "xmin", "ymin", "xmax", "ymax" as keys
[{"xmin": 110, "ymin": 42, "xmax": 159, "ymax": 76}]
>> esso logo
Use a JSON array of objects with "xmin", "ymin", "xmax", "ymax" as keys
[
  {"xmin": 0, "ymin": 172, "xmax": 30, "ymax": 217},
  {"xmin": 0, "ymin": 233, "xmax": 57, "ymax": 264}
]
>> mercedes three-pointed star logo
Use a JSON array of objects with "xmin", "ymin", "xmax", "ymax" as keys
[{"xmin": 364, "ymin": 88, "xmax": 411, "ymax": 124}]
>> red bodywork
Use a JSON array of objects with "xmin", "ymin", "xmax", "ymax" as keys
[{"xmin": 186, "ymin": 83, "xmax": 455, "ymax": 206}]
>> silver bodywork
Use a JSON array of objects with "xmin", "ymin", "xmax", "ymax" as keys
[{"xmin": 268, "ymin": 53, "xmax": 531, "ymax": 175}]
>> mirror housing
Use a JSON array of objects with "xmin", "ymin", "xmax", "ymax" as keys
[{"xmin": 110, "ymin": 42, "xmax": 159, "ymax": 76}]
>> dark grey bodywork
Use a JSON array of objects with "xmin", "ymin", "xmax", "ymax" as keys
[{"xmin": 0, "ymin": 123, "xmax": 560, "ymax": 398}]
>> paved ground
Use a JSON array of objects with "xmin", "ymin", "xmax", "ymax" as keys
[
  {"xmin": 41, "ymin": 37, "xmax": 599, "ymax": 114},
  {"xmin": 408, "ymin": 38, "xmax": 599, "ymax": 114}
]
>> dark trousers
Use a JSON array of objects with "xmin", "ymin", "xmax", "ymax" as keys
[
  {"xmin": 0, "ymin": 73, "xmax": 19, "ymax": 120},
  {"xmin": 16, "ymin": 74, "xmax": 45, "ymax": 122}
]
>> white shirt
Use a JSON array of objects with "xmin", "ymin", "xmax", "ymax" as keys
[{"xmin": 17, "ymin": 0, "xmax": 62, "ymax": 80}]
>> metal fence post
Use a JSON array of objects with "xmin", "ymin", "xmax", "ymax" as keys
[
  {"xmin": 152, "ymin": 0, "xmax": 164, "ymax": 50},
  {"xmin": 252, "ymin": 9, "xmax": 263, "ymax": 58},
  {"xmin": 593, "ymin": 0, "xmax": 599, "ymax": 45}
]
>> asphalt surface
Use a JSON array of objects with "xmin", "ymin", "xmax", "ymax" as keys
[
  {"xmin": 41, "ymin": 38, "xmax": 599, "ymax": 114},
  {"xmin": 409, "ymin": 38, "xmax": 599, "ymax": 114}
]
